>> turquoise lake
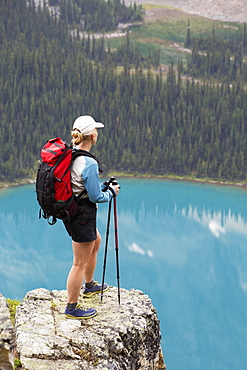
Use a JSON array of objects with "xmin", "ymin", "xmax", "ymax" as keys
[{"xmin": 0, "ymin": 179, "xmax": 247, "ymax": 369}]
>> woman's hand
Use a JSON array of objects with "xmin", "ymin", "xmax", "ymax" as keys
[{"xmin": 111, "ymin": 185, "xmax": 120, "ymax": 196}]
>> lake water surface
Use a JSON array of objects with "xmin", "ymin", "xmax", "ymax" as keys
[{"xmin": 0, "ymin": 179, "xmax": 247, "ymax": 370}]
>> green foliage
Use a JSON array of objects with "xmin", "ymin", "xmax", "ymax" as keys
[
  {"xmin": 59, "ymin": 0, "xmax": 143, "ymax": 32},
  {"xmin": 185, "ymin": 23, "xmax": 247, "ymax": 81},
  {"xmin": 6, "ymin": 298, "xmax": 21, "ymax": 324},
  {"xmin": 14, "ymin": 359, "xmax": 22, "ymax": 369},
  {"xmin": 51, "ymin": 300, "xmax": 57, "ymax": 310},
  {"xmin": 1, "ymin": 1, "xmax": 247, "ymax": 182}
]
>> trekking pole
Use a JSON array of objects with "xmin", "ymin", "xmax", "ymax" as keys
[
  {"xmin": 113, "ymin": 195, "xmax": 121, "ymax": 305},
  {"xmin": 101, "ymin": 197, "xmax": 112, "ymax": 302},
  {"xmin": 101, "ymin": 177, "xmax": 116, "ymax": 302}
]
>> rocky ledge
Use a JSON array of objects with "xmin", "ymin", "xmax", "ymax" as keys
[
  {"xmin": 0, "ymin": 293, "xmax": 14, "ymax": 370},
  {"xmin": 1, "ymin": 287, "xmax": 166, "ymax": 370}
]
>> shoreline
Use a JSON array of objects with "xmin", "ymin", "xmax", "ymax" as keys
[
  {"xmin": 0, "ymin": 179, "xmax": 36, "ymax": 192},
  {"xmin": 109, "ymin": 173, "xmax": 247, "ymax": 189},
  {"xmin": 1, "ymin": 175, "xmax": 246, "ymax": 192}
]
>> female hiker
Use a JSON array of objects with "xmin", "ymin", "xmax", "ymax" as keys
[{"xmin": 64, "ymin": 115, "xmax": 120, "ymax": 319}]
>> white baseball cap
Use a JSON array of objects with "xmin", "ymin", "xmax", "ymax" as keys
[{"xmin": 73, "ymin": 115, "xmax": 104, "ymax": 135}]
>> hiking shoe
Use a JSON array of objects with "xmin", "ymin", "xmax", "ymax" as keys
[
  {"xmin": 83, "ymin": 281, "xmax": 109, "ymax": 298},
  {"xmin": 65, "ymin": 305, "xmax": 97, "ymax": 319}
]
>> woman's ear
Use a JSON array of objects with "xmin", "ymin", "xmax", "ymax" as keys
[{"xmin": 91, "ymin": 131, "xmax": 97, "ymax": 144}]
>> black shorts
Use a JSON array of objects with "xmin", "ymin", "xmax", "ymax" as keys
[{"xmin": 63, "ymin": 198, "xmax": 97, "ymax": 243}]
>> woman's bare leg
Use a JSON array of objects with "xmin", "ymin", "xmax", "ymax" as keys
[
  {"xmin": 66, "ymin": 240, "xmax": 95, "ymax": 303},
  {"xmin": 84, "ymin": 230, "xmax": 101, "ymax": 283}
]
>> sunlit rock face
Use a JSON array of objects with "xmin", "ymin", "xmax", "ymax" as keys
[
  {"xmin": 14, "ymin": 287, "xmax": 166, "ymax": 370},
  {"xmin": 0, "ymin": 293, "xmax": 14, "ymax": 370}
]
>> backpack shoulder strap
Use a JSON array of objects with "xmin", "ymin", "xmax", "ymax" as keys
[
  {"xmin": 72, "ymin": 149, "xmax": 104, "ymax": 200},
  {"xmin": 72, "ymin": 149, "xmax": 103, "ymax": 173}
]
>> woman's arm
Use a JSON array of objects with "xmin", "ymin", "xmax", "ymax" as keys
[{"xmin": 82, "ymin": 158, "xmax": 113, "ymax": 203}]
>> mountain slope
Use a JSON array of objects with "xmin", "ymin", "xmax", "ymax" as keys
[{"xmin": 125, "ymin": 0, "xmax": 247, "ymax": 23}]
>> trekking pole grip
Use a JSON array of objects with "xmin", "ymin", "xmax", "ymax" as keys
[{"xmin": 103, "ymin": 177, "xmax": 120, "ymax": 197}]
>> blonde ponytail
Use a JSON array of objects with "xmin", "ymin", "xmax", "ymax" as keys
[{"xmin": 71, "ymin": 129, "xmax": 92, "ymax": 146}]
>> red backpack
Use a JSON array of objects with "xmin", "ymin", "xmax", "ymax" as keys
[{"xmin": 36, "ymin": 137, "xmax": 98, "ymax": 225}]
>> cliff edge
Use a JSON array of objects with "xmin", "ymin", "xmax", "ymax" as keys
[
  {"xmin": 1, "ymin": 287, "xmax": 166, "ymax": 370},
  {"xmin": 0, "ymin": 293, "xmax": 14, "ymax": 370}
]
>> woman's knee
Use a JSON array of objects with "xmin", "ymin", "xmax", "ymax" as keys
[
  {"xmin": 97, "ymin": 230, "xmax": 102, "ymax": 244},
  {"xmin": 72, "ymin": 256, "xmax": 87, "ymax": 269},
  {"xmin": 94, "ymin": 231, "xmax": 102, "ymax": 252}
]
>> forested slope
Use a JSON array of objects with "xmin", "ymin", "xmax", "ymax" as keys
[{"xmin": 1, "ymin": 0, "xmax": 247, "ymax": 182}]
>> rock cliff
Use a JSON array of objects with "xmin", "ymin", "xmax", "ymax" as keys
[
  {"xmin": 0, "ymin": 293, "xmax": 14, "ymax": 370},
  {"xmin": 1, "ymin": 287, "xmax": 166, "ymax": 370}
]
